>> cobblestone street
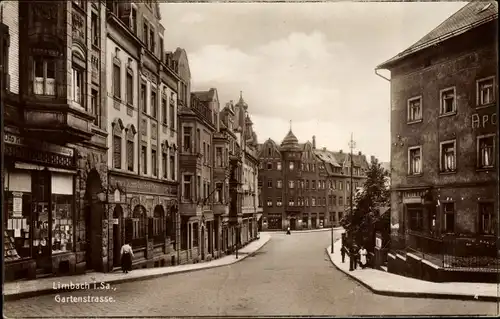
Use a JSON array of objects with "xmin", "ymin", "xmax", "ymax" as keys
[{"xmin": 4, "ymin": 231, "xmax": 497, "ymax": 317}]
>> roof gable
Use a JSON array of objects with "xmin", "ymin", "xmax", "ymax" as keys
[
  {"xmin": 377, "ymin": 2, "xmax": 498, "ymax": 69},
  {"xmin": 173, "ymin": 48, "xmax": 191, "ymax": 81},
  {"xmin": 259, "ymin": 139, "xmax": 281, "ymax": 158}
]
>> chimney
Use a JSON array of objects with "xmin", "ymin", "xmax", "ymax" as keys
[
  {"xmin": 312, "ymin": 136, "xmax": 316, "ymax": 149},
  {"xmin": 358, "ymin": 151, "xmax": 362, "ymax": 155},
  {"xmin": 323, "ymin": 147, "xmax": 326, "ymax": 151},
  {"xmin": 339, "ymin": 149, "xmax": 343, "ymax": 153}
]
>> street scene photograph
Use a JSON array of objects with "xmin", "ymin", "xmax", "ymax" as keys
[{"xmin": 1, "ymin": 0, "xmax": 498, "ymax": 317}]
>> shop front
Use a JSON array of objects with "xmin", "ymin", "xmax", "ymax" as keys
[{"xmin": 3, "ymin": 133, "xmax": 78, "ymax": 281}]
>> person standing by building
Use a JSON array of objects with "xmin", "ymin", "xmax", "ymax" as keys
[
  {"xmin": 359, "ymin": 245, "xmax": 368, "ymax": 269},
  {"xmin": 349, "ymin": 245, "xmax": 356, "ymax": 271},
  {"xmin": 120, "ymin": 242, "xmax": 134, "ymax": 273},
  {"xmin": 341, "ymin": 245, "xmax": 347, "ymax": 263}
]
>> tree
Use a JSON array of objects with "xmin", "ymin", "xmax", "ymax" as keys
[{"xmin": 340, "ymin": 157, "xmax": 390, "ymax": 250}]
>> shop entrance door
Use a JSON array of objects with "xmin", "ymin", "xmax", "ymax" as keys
[
  {"xmin": 290, "ymin": 218, "xmax": 297, "ymax": 230},
  {"xmin": 112, "ymin": 205, "xmax": 123, "ymax": 269},
  {"xmin": 85, "ymin": 170, "xmax": 104, "ymax": 272}
]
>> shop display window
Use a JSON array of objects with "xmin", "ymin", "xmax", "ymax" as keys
[
  {"xmin": 4, "ymin": 192, "xmax": 32, "ymax": 260},
  {"xmin": 51, "ymin": 195, "xmax": 73, "ymax": 254}
]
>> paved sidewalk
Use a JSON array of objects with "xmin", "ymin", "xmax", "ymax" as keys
[
  {"xmin": 262, "ymin": 226, "xmax": 343, "ymax": 234},
  {"xmin": 326, "ymin": 240, "xmax": 499, "ymax": 302},
  {"xmin": 4, "ymin": 233, "xmax": 271, "ymax": 301}
]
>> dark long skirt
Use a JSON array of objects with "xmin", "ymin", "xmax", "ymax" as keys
[{"xmin": 121, "ymin": 253, "xmax": 132, "ymax": 271}]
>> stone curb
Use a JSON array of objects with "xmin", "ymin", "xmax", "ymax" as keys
[
  {"xmin": 325, "ymin": 247, "xmax": 500, "ymax": 303},
  {"xmin": 262, "ymin": 227, "xmax": 343, "ymax": 234},
  {"xmin": 4, "ymin": 237, "xmax": 271, "ymax": 302}
]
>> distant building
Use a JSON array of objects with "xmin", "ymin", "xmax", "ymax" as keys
[
  {"xmin": 258, "ymin": 131, "xmax": 369, "ymax": 230},
  {"xmin": 376, "ymin": 2, "xmax": 498, "ymax": 282}
]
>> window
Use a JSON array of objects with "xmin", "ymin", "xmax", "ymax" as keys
[
  {"xmin": 127, "ymin": 140, "xmax": 134, "ymax": 171},
  {"xmin": 149, "ymin": 28, "xmax": 155, "ymax": 53},
  {"xmin": 306, "ymin": 180, "xmax": 309, "ymax": 189},
  {"xmin": 162, "ymin": 98, "xmax": 167, "ymax": 124},
  {"xmin": 443, "ymin": 203, "xmax": 455, "ymax": 233},
  {"xmin": 408, "ymin": 146, "xmax": 422, "ymax": 175},
  {"xmin": 143, "ymin": 22, "xmax": 149, "ymax": 47},
  {"xmin": 91, "ymin": 89, "xmax": 99, "ymax": 126},
  {"xmin": 267, "ymin": 148, "xmax": 272, "ymax": 156},
  {"xmin": 183, "ymin": 127, "xmax": 192, "ymax": 152},
  {"xmin": 131, "ymin": 7, "xmax": 137, "ymax": 34},
  {"xmin": 440, "ymin": 140, "xmax": 456, "ymax": 172},
  {"xmin": 183, "ymin": 175, "xmax": 192, "ymax": 200},
  {"xmin": 275, "ymin": 179, "xmax": 282, "ymax": 189},
  {"xmin": 126, "ymin": 72, "xmax": 133, "ymax": 105},
  {"xmin": 216, "ymin": 147, "xmax": 223, "ymax": 167},
  {"xmin": 477, "ymin": 77, "xmax": 495, "ymax": 106},
  {"xmin": 140, "ymin": 83, "xmax": 147, "ymax": 113},
  {"xmin": 289, "ymin": 180, "xmax": 295, "ymax": 189},
  {"xmin": 277, "ymin": 198, "xmax": 282, "ymax": 206},
  {"xmin": 113, "ymin": 63, "xmax": 121, "ymax": 98},
  {"xmin": 312, "ymin": 180, "xmax": 316, "ymax": 190},
  {"xmin": 332, "ymin": 195, "xmax": 337, "ymax": 205},
  {"xmin": 312, "ymin": 197, "xmax": 316, "ymax": 206},
  {"xmin": 289, "ymin": 162, "xmax": 294, "ymax": 170},
  {"xmin": 338, "ymin": 181, "xmax": 342, "ymax": 190},
  {"xmin": 477, "ymin": 135, "xmax": 495, "ymax": 168},
  {"xmin": 407, "ymin": 96, "xmax": 422, "ymax": 122},
  {"xmin": 305, "ymin": 197, "xmax": 309, "ymax": 206},
  {"xmin": 159, "ymin": 37, "xmax": 164, "ymax": 60},
  {"xmin": 300, "ymin": 180, "xmax": 304, "ymax": 189},
  {"xmin": 170, "ymin": 155, "xmax": 175, "ymax": 180},
  {"xmin": 339, "ymin": 196, "xmax": 343, "ymax": 206},
  {"xmin": 72, "ymin": 67, "xmax": 84, "ymax": 106},
  {"xmin": 151, "ymin": 149, "xmax": 157, "ymax": 176},
  {"xmin": 479, "ymin": 202, "xmax": 495, "ymax": 235},
  {"xmin": 169, "ymin": 98, "xmax": 175, "ymax": 128},
  {"xmin": 207, "ymin": 144, "xmax": 211, "ymax": 165},
  {"xmin": 113, "ymin": 135, "xmax": 121, "ymax": 169},
  {"xmin": 33, "ymin": 57, "xmax": 56, "ymax": 96},
  {"xmin": 289, "ymin": 199, "xmax": 295, "ymax": 206},
  {"xmin": 267, "ymin": 198, "xmax": 272, "ymax": 207},
  {"xmin": 151, "ymin": 91, "xmax": 157, "ymax": 118},
  {"xmin": 202, "ymin": 142, "xmax": 206, "ymax": 162},
  {"xmin": 141, "ymin": 146, "xmax": 147, "ymax": 174},
  {"xmin": 277, "ymin": 162, "xmax": 282, "ymax": 171},
  {"xmin": 408, "ymin": 204, "xmax": 423, "ymax": 231},
  {"xmin": 346, "ymin": 182, "xmax": 350, "ymax": 191},
  {"xmin": 267, "ymin": 162, "xmax": 273, "ymax": 170},
  {"xmin": 332, "ymin": 181, "xmax": 336, "ymax": 190},
  {"xmin": 192, "ymin": 223, "xmax": 198, "ymax": 247},
  {"xmin": 91, "ymin": 12, "xmax": 99, "ymax": 47},
  {"xmin": 318, "ymin": 181, "xmax": 321, "ymax": 189},
  {"xmin": 440, "ymin": 88, "xmax": 456, "ymax": 115},
  {"xmin": 267, "ymin": 179, "xmax": 273, "ymax": 188}
]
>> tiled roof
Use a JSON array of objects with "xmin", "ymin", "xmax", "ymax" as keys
[
  {"xmin": 313, "ymin": 149, "xmax": 369, "ymax": 169},
  {"xmin": 192, "ymin": 89, "xmax": 215, "ymax": 102},
  {"xmin": 377, "ymin": 2, "xmax": 498, "ymax": 69}
]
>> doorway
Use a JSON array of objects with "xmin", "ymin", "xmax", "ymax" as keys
[
  {"xmin": 290, "ymin": 218, "xmax": 297, "ymax": 230},
  {"xmin": 85, "ymin": 170, "xmax": 104, "ymax": 271},
  {"xmin": 113, "ymin": 205, "xmax": 123, "ymax": 269}
]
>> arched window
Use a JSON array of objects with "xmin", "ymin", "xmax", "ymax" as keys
[
  {"xmin": 131, "ymin": 205, "xmax": 146, "ymax": 247},
  {"xmin": 151, "ymin": 205, "xmax": 165, "ymax": 244}
]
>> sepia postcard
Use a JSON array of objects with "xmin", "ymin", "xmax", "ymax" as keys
[{"xmin": 1, "ymin": 0, "xmax": 498, "ymax": 318}]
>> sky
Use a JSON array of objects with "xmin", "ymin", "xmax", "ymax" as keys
[{"xmin": 159, "ymin": 1, "xmax": 468, "ymax": 162}]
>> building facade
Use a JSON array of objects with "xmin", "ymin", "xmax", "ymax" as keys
[
  {"xmin": 105, "ymin": 1, "xmax": 179, "ymax": 270},
  {"xmin": 259, "ymin": 131, "xmax": 369, "ymax": 231},
  {"xmin": 376, "ymin": 1, "xmax": 498, "ymax": 282},
  {"xmin": 3, "ymin": 1, "xmax": 109, "ymax": 280}
]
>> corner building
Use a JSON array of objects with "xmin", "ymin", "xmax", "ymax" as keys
[
  {"xmin": 3, "ymin": 1, "xmax": 109, "ymax": 280},
  {"xmin": 258, "ymin": 131, "xmax": 369, "ymax": 231},
  {"xmin": 376, "ymin": 2, "xmax": 498, "ymax": 282}
]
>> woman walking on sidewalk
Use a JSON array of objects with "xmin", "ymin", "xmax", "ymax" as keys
[
  {"xmin": 359, "ymin": 245, "xmax": 368, "ymax": 269},
  {"xmin": 120, "ymin": 242, "xmax": 134, "ymax": 273}
]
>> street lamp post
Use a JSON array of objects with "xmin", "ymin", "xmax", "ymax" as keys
[{"xmin": 348, "ymin": 133, "xmax": 356, "ymax": 271}]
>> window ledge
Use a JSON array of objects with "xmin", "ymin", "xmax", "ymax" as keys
[
  {"xmin": 439, "ymin": 170, "xmax": 456, "ymax": 175},
  {"xmin": 439, "ymin": 112, "xmax": 457, "ymax": 118},
  {"xmin": 407, "ymin": 173, "xmax": 423, "ymax": 177},
  {"xmin": 407, "ymin": 119, "xmax": 423, "ymax": 125},
  {"xmin": 476, "ymin": 102, "xmax": 495, "ymax": 109},
  {"xmin": 113, "ymin": 95, "xmax": 121, "ymax": 102},
  {"xmin": 476, "ymin": 167, "xmax": 495, "ymax": 172}
]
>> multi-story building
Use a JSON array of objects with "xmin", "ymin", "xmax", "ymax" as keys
[
  {"xmin": 105, "ymin": 2, "xmax": 179, "ymax": 270},
  {"xmin": 232, "ymin": 94, "xmax": 261, "ymax": 246},
  {"xmin": 174, "ymin": 48, "xmax": 219, "ymax": 263},
  {"xmin": 3, "ymin": 1, "xmax": 109, "ymax": 280},
  {"xmin": 376, "ymin": 1, "xmax": 498, "ymax": 282},
  {"xmin": 259, "ymin": 131, "xmax": 369, "ymax": 231}
]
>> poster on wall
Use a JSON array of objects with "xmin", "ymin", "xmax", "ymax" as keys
[{"xmin": 12, "ymin": 193, "xmax": 23, "ymax": 218}]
